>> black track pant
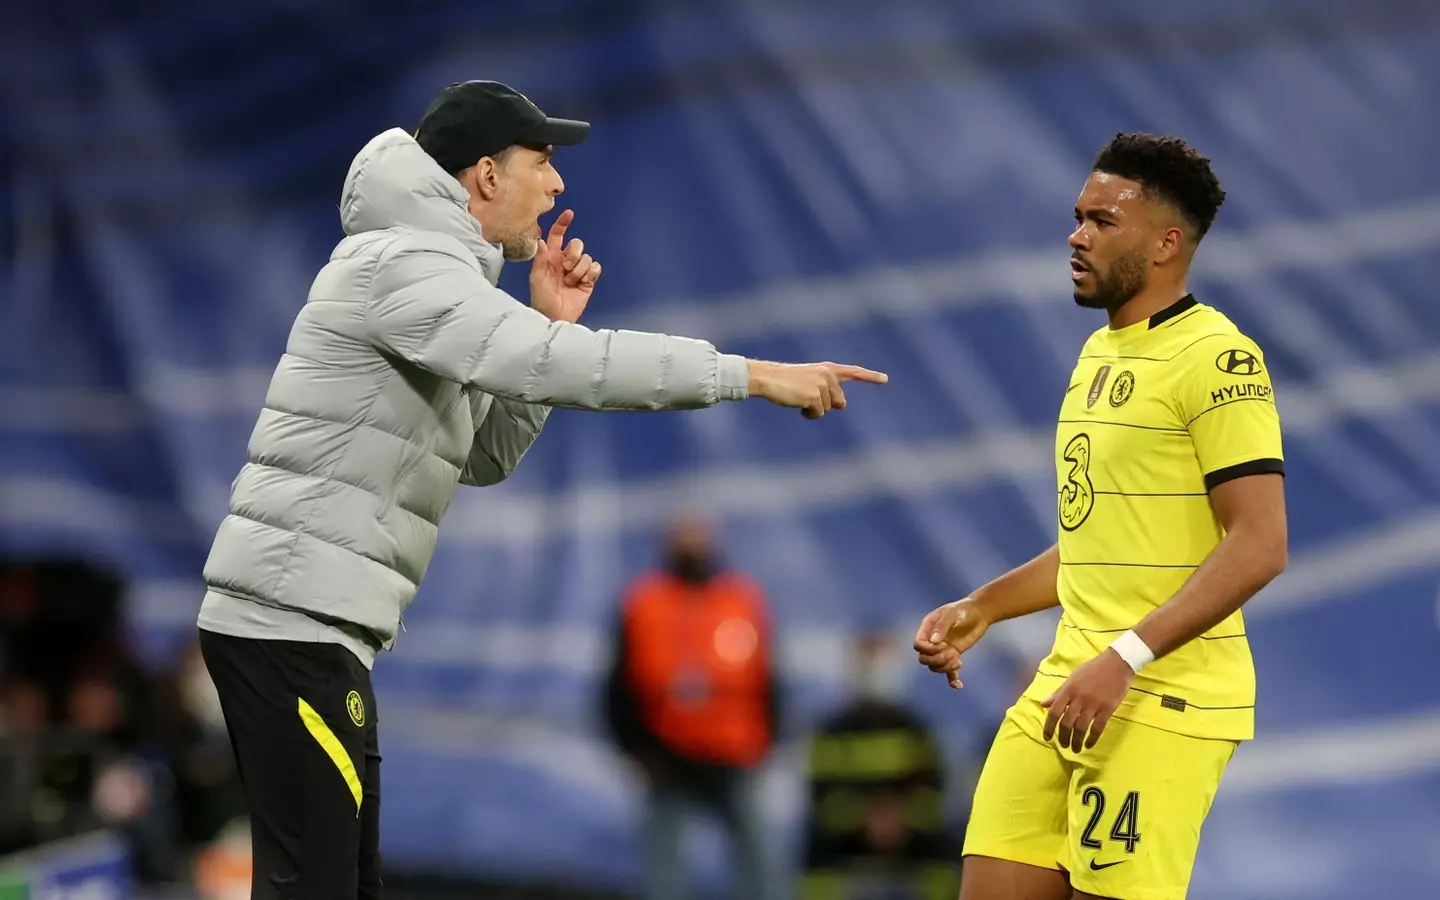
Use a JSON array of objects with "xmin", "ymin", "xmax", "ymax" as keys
[{"xmin": 199, "ymin": 630, "xmax": 382, "ymax": 900}]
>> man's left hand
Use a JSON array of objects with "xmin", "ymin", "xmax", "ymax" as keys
[
  {"xmin": 530, "ymin": 209, "xmax": 601, "ymax": 323},
  {"xmin": 1041, "ymin": 648, "xmax": 1134, "ymax": 752}
]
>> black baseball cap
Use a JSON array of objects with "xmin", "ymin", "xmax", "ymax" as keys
[{"xmin": 413, "ymin": 80, "xmax": 590, "ymax": 175}]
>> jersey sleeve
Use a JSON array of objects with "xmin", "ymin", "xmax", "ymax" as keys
[{"xmin": 1176, "ymin": 335, "xmax": 1285, "ymax": 491}]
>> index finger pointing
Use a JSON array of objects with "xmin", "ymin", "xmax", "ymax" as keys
[
  {"xmin": 828, "ymin": 364, "xmax": 889, "ymax": 385},
  {"xmin": 546, "ymin": 209, "xmax": 575, "ymax": 252}
]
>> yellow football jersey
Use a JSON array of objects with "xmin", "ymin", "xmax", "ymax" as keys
[{"xmin": 1021, "ymin": 295, "xmax": 1284, "ymax": 742}]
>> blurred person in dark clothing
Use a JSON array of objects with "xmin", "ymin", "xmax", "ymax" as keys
[
  {"xmin": 0, "ymin": 558, "xmax": 131, "ymax": 728},
  {"xmin": 0, "ymin": 558, "xmax": 180, "ymax": 882},
  {"xmin": 799, "ymin": 631, "xmax": 959, "ymax": 900},
  {"xmin": 602, "ymin": 516, "xmax": 779, "ymax": 900}
]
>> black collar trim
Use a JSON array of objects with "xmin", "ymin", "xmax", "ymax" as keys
[{"xmin": 1148, "ymin": 294, "xmax": 1198, "ymax": 330}]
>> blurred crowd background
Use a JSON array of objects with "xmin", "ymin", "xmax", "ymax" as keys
[{"xmin": 3, "ymin": 1, "xmax": 1440, "ymax": 898}]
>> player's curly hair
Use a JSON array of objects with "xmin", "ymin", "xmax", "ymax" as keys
[{"xmin": 1093, "ymin": 132, "xmax": 1226, "ymax": 241}]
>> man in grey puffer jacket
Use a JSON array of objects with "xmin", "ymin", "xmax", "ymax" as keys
[{"xmin": 195, "ymin": 80, "xmax": 887, "ymax": 899}]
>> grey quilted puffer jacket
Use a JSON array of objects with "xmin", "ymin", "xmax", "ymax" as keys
[{"xmin": 198, "ymin": 127, "xmax": 749, "ymax": 667}]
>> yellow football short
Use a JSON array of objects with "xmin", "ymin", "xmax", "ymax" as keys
[{"xmin": 962, "ymin": 697, "xmax": 1237, "ymax": 900}]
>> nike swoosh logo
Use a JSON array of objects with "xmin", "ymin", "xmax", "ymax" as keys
[{"xmin": 1089, "ymin": 859, "xmax": 1127, "ymax": 871}]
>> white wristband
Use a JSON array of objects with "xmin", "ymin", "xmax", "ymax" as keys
[{"xmin": 1109, "ymin": 630, "xmax": 1155, "ymax": 674}]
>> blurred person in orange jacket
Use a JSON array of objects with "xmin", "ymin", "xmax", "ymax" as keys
[{"xmin": 602, "ymin": 515, "xmax": 779, "ymax": 900}]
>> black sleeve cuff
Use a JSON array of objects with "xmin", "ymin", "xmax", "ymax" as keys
[{"xmin": 1205, "ymin": 458, "xmax": 1286, "ymax": 491}]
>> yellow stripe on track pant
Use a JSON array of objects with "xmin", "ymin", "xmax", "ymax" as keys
[{"xmin": 298, "ymin": 697, "xmax": 362, "ymax": 817}]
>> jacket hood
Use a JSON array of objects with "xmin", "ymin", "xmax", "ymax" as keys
[{"xmin": 339, "ymin": 127, "xmax": 503, "ymax": 285}]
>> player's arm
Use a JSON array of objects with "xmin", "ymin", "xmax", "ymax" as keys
[
  {"xmin": 966, "ymin": 543, "xmax": 1063, "ymax": 622},
  {"xmin": 1130, "ymin": 472, "xmax": 1286, "ymax": 657},
  {"xmin": 365, "ymin": 234, "xmax": 749, "ymax": 411},
  {"xmin": 913, "ymin": 544, "xmax": 1060, "ymax": 688},
  {"xmin": 364, "ymin": 236, "xmax": 886, "ymax": 417}
]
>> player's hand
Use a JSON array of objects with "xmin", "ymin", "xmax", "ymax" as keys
[
  {"xmin": 912, "ymin": 598, "xmax": 991, "ymax": 689},
  {"xmin": 1041, "ymin": 649, "xmax": 1134, "ymax": 752},
  {"xmin": 746, "ymin": 360, "xmax": 889, "ymax": 419},
  {"xmin": 530, "ymin": 209, "xmax": 600, "ymax": 323}
]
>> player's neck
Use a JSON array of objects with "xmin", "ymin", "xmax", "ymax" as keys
[{"xmin": 1107, "ymin": 283, "xmax": 1190, "ymax": 331}]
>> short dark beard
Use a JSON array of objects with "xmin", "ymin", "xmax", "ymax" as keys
[
  {"xmin": 1074, "ymin": 246, "xmax": 1148, "ymax": 312},
  {"xmin": 500, "ymin": 234, "xmax": 537, "ymax": 261}
]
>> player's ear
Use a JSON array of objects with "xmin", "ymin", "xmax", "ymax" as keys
[
  {"xmin": 460, "ymin": 160, "xmax": 501, "ymax": 201},
  {"xmin": 1154, "ymin": 224, "xmax": 1186, "ymax": 265}
]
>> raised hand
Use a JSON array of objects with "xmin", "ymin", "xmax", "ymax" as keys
[{"xmin": 530, "ymin": 209, "xmax": 601, "ymax": 323}]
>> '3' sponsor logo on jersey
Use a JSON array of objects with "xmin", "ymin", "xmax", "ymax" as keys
[{"xmin": 1059, "ymin": 433, "xmax": 1094, "ymax": 531}]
